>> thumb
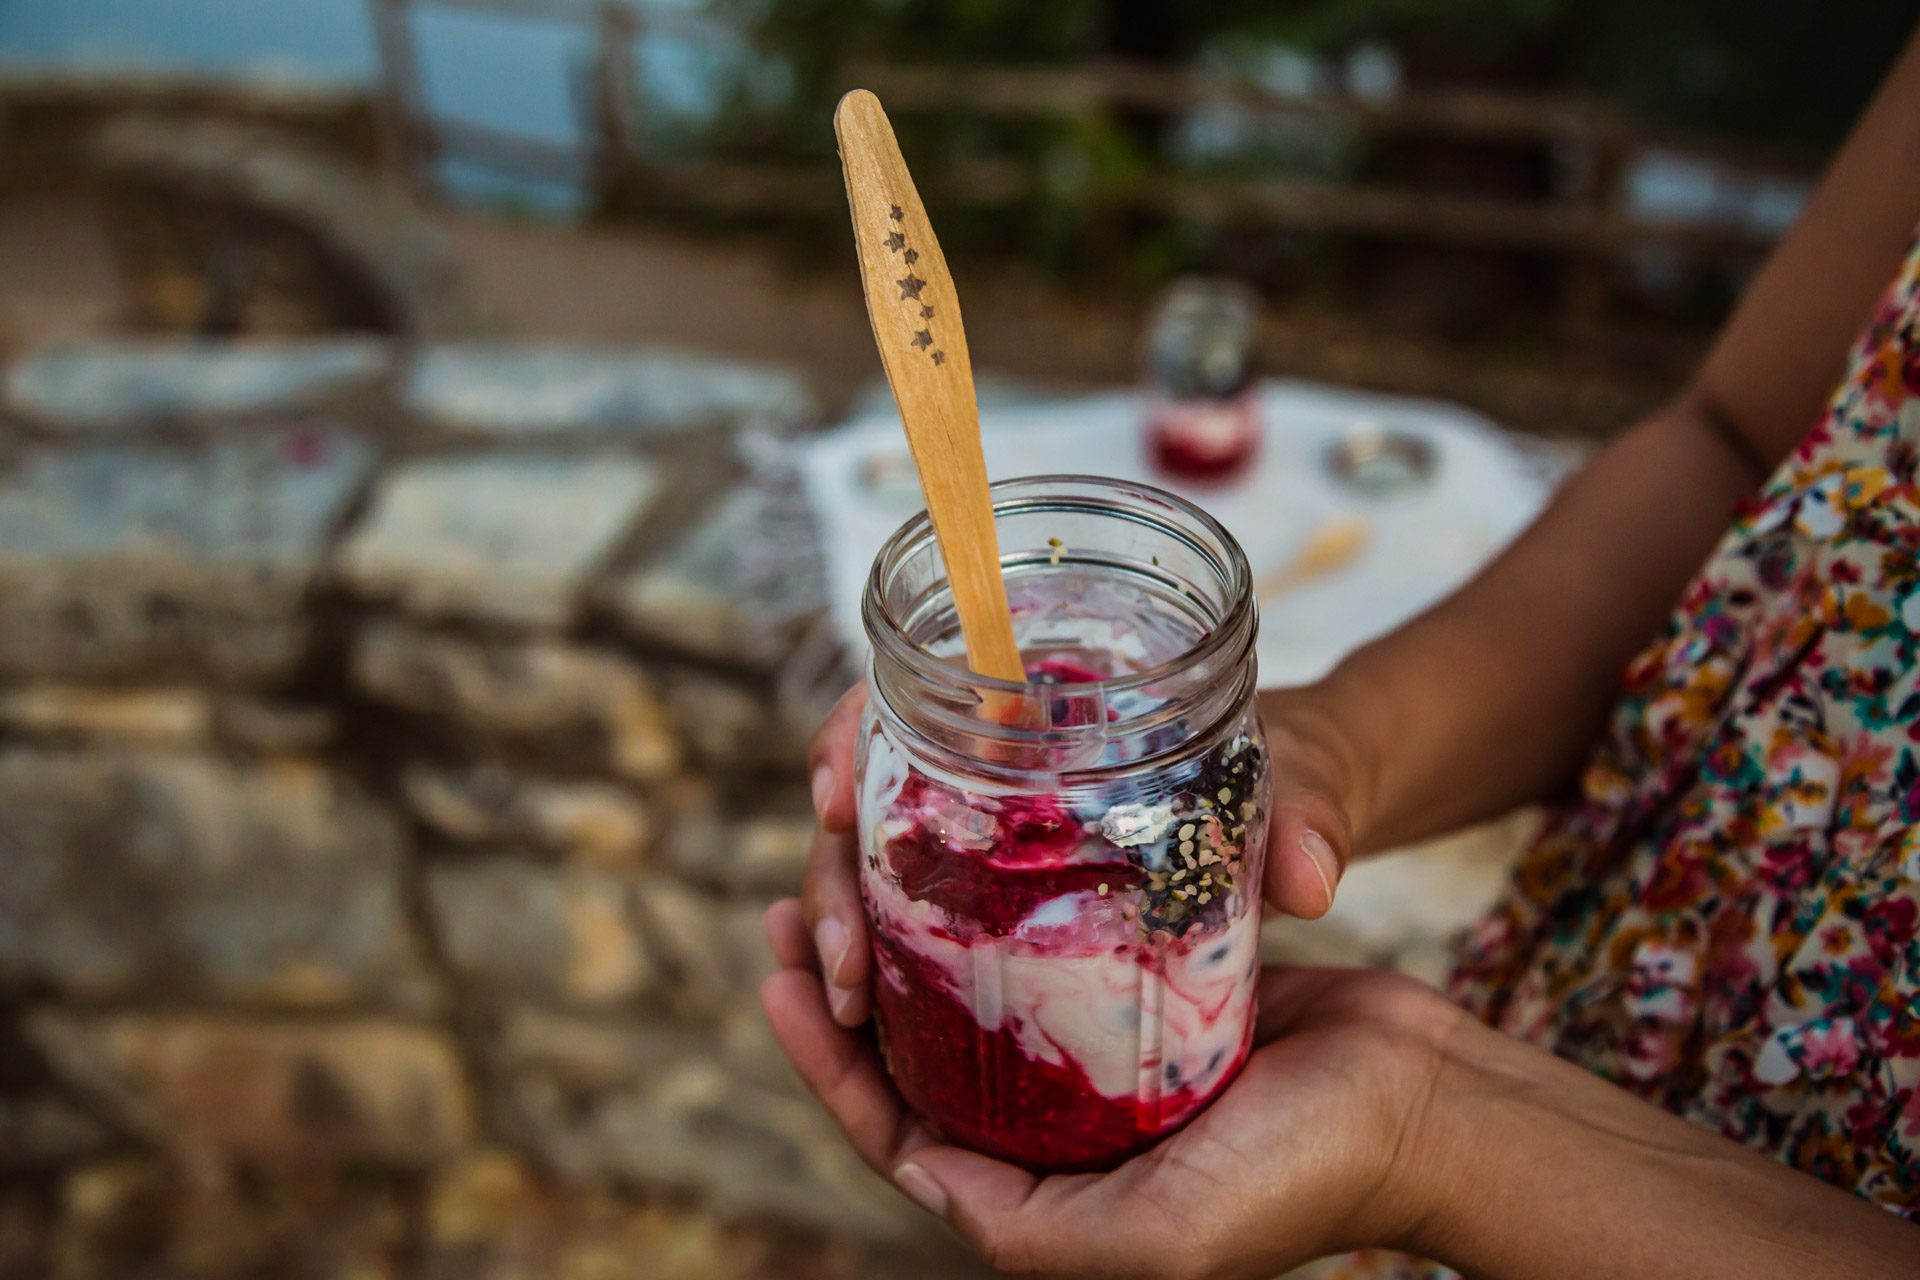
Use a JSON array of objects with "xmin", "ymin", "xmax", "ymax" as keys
[
  {"xmin": 891, "ymin": 1145, "xmax": 1032, "ymax": 1228},
  {"xmin": 892, "ymin": 1148, "xmax": 1124, "ymax": 1276},
  {"xmin": 1260, "ymin": 711, "xmax": 1361, "ymax": 920},
  {"xmin": 1265, "ymin": 791, "xmax": 1348, "ymax": 920}
]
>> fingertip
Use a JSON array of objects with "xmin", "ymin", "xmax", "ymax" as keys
[
  {"xmin": 815, "ymin": 915, "xmax": 850, "ymax": 984},
  {"xmin": 1263, "ymin": 793, "xmax": 1348, "ymax": 913},
  {"xmin": 761, "ymin": 968, "xmax": 842, "ymax": 1067},
  {"xmin": 820, "ymin": 785, "xmax": 857, "ymax": 834},
  {"xmin": 808, "ymin": 685, "xmax": 868, "ymax": 834},
  {"xmin": 1267, "ymin": 835, "xmax": 1340, "ymax": 919},
  {"xmin": 893, "ymin": 1162, "xmax": 948, "ymax": 1218},
  {"xmin": 1301, "ymin": 830, "xmax": 1340, "ymax": 909},
  {"xmin": 759, "ymin": 968, "xmax": 799, "ymax": 1025},
  {"xmin": 762, "ymin": 898, "xmax": 814, "ymax": 970},
  {"xmin": 810, "ymin": 763, "xmax": 835, "ymax": 823},
  {"xmin": 827, "ymin": 978, "xmax": 870, "ymax": 1028}
]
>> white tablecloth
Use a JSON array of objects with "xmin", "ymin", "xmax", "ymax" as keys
[{"xmin": 796, "ymin": 379, "xmax": 1571, "ymax": 689}]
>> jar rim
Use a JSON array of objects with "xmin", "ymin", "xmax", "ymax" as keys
[{"xmin": 862, "ymin": 473, "xmax": 1256, "ymax": 713}]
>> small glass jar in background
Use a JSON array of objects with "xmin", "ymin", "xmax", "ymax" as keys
[
  {"xmin": 1143, "ymin": 277, "xmax": 1263, "ymax": 481},
  {"xmin": 857, "ymin": 475, "xmax": 1270, "ymax": 1173}
]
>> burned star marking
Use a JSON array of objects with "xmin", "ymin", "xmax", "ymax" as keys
[
  {"xmin": 884, "ymin": 231, "xmax": 906, "ymax": 252},
  {"xmin": 920, "ymin": 305, "xmax": 934, "ymax": 319},
  {"xmin": 903, "ymin": 248, "xmax": 919, "ymax": 265},
  {"xmin": 889, "ymin": 204, "xmax": 904, "ymax": 221},
  {"xmin": 931, "ymin": 350, "xmax": 946, "ymax": 366},
  {"xmin": 911, "ymin": 329, "xmax": 933, "ymax": 350},
  {"xmin": 896, "ymin": 274, "xmax": 927, "ymax": 301}
]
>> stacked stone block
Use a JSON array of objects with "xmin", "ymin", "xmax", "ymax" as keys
[
  {"xmin": 0, "ymin": 335, "xmax": 1527, "ymax": 1278},
  {"xmin": 0, "ymin": 336, "xmax": 927, "ymax": 1272}
]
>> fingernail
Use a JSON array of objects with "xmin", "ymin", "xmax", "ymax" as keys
[
  {"xmin": 1300, "ymin": 829, "xmax": 1340, "ymax": 910},
  {"xmin": 894, "ymin": 1163, "xmax": 948, "ymax": 1218},
  {"xmin": 827, "ymin": 981, "xmax": 858, "ymax": 1025},
  {"xmin": 810, "ymin": 764, "xmax": 835, "ymax": 821},
  {"xmin": 815, "ymin": 916, "xmax": 849, "ymax": 986}
]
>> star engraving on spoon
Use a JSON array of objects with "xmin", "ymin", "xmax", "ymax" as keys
[
  {"xmin": 884, "ymin": 231, "xmax": 906, "ymax": 252},
  {"xmin": 921, "ymin": 305, "xmax": 935, "ymax": 319},
  {"xmin": 897, "ymin": 274, "xmax": 927, "ymax": 301},
  {"xmin": 912, "ymin": 329, "xmax": 933, "ymax": 350},
  {"xmin": 930, "ymin": 350, "xmax": 946, "ymax": 366},
  {"xmin": 890, "ymin": 204, "xmax": 904, "ymax": 221}
]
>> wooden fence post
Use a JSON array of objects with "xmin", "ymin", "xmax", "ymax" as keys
[
  {"xmin": 588, "ymin": 2, "xmax": 641, "ymax": 215},
  {"xmin": 367, "ymin": 0, "xmax": 440, "ymax": 199}
]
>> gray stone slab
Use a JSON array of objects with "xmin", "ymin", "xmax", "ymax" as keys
[
  {"xmin": 350, "ymin": 623, "xmax": 681, "ymax": 782},
  {"xmin": 29, "ymin": 1013, "xmax": 473, "ymax": 1168},
  {"xmin": 0, "ymin": 748, "xmax": 439, "ymax": 1011},
  {"xmin": 490, "ymin": 1004, "xmax": 916, "ymax": 1241},
  {"xmin": 663, "ymin": 811, "xmax": 811, "ymax": 897},
  {"xmin": 6, "ymin": 339, "xmax": 389, "ymax": 428},
  {"xmin": 0, "ymin": 1095, "xmax": 115, "ymax": 1172},
  {"xmin": 402, "ymin": 762, "xmax": 652, "ymax": 864},
  {"xmin": 404, "ymin": 343, "xmax": 816, "ymax": 437},
  {"xmin": 335, "ymin": 452, "xmax": 657, "ymax": 628},
  {"xmin": 659, "ymin": 667, "xmax": 806, "ymax": 776},
  {"xmin": 632, "ymin": 878, "xmax": 778, "ymax": 1018},
  {"xmin": 425, "ymin": 857, "xmax": 655, "ymax": 1008},
  {"xmin": 612, "ymin": 473, "xmax": 827, "ymax": 670},
  {"xmin": 0, "ymin": 427, "xmax": 376, "ymax": 682}
]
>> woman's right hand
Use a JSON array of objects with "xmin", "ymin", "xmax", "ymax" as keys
[
  {"xmin": 1255, "ymin": 687, "xmax": 1376, "ymax": 921},
  {"xmin": 788, "ymin": 682, "xmax": 1375, "ymax": 1029}
]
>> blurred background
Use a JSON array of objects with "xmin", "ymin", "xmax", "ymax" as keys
[{"xmin": 0, "ymin": 2, "xmax": 1909, "ymax": 1278}]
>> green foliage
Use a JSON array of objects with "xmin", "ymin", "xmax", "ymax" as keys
[
  {"xmin": 730, "ymin": 0, "xmax": 1919, "ymax": 151},
  {"xmin": 1573, "ymin": 0, "xmax": 1919, "ymax": 155},
  {"xmin": 697, "ymin": 0, "xmax": 1919, "ymax": 288}
]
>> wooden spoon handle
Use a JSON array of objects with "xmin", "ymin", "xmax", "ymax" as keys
[
  {"xmin": 835, "ymin": 89, "xmax": 1026, "ymax": 685},
  {"xmin": 1255, "ymin": 516, "xmax": 1371, "ymax": 604}
]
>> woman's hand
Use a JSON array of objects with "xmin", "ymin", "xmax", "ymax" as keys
[
  {"xmin": 760, "ymin": 902, "xmax": 1463, "ymax": 1279},
  {"xmin": 797, "ymin": 683, "xmax": 1376, "ymax": 1026},
  {"xmin": 1254, "ymin": 687, "xmax": 1378, "ymax": 920},
  {"xmin": 799, "ymin": 684, "xmax": 873, "ymax": 1028},
  {"xmin": 766, "ymin": 887, "xmax": 1920, "ymax": 1279}
]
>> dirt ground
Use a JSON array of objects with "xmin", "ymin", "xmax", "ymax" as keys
[
  {"xmin": 444, "ymin": 212, "xmax": 1710, "ymax": 437},
  {"xmin": 0, "ymin": 189, "xmax": 1705, "ymax": 438}
]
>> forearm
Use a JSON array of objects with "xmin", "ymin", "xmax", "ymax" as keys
[
  {"xmin": 1296, "ymin": 391, "xmax": 1760, "ymax": 852},
  {"xmin": 1277, "ymin": 24, "xmax": 1920, "ymax": 856},
  {"xmin": 1405, "ymin": 1021, "xmax": 1920, "ymax": 1279}
]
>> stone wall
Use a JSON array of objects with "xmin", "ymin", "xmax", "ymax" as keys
[
  {"xmin": 0, "ymin": 335, "xmax": 1527, "ymax": 1279},
  {"xmin": 0, "ymin": 335, "xmax": 980, "ymax": 1278}
]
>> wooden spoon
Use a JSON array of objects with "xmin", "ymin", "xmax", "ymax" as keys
[
  {"xmin": 835, "ymin": 89, "xmax": 1026, "ymax": 685},
  {"xmin": 1255, "ymin": 515, "xmax": 1370, "ymax": 605}
]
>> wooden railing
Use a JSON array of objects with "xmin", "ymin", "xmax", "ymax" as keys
[{"xmin": 365, "ymin": 0, "xmax": 1799, "ymax": 321}]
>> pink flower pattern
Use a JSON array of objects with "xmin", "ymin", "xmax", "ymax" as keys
[{"xmin": 1337, "ymin": 234, "xmax": 1920, "ymax": 1278}]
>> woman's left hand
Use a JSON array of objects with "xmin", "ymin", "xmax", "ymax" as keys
[{"xmin": 761, "ymin": 892, "xmax": 1465, "ymax": 1280}]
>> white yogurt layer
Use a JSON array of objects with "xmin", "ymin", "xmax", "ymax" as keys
[
  {"xmin": 864, "ymin": 863, "xmax": 1260, "ymax": 1106},
  {"xmin": 858, "ymin": 722, "xmax": 1262, "ymax": 1114}
]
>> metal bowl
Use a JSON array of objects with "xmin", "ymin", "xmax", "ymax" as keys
[{"xmin": 1324, "ymin": 425, "xmax": 1438, "ymax": 495}]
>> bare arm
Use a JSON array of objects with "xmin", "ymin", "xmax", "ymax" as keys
[
  {"xmin": 1280, "ymin": 25, "xmax": 1920, "ymax": 856},
  {"xmin": 1404, "ymin": 1010, "xmax": 1920, "ymax": 1280}
]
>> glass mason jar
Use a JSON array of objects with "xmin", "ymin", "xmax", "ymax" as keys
[{"xmin": 856, "ymin": 475, "xmax": 1270, "ymax": 1174}]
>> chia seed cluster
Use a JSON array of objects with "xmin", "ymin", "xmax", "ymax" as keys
[{"xmin": 1097, "ymin": 732, "xmax": 1264, "ymax": 938}]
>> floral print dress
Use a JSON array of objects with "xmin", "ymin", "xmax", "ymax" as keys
[{"xmin": 1342, "ymin": 236, "xmax": 1920, "ymax": 1278}]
